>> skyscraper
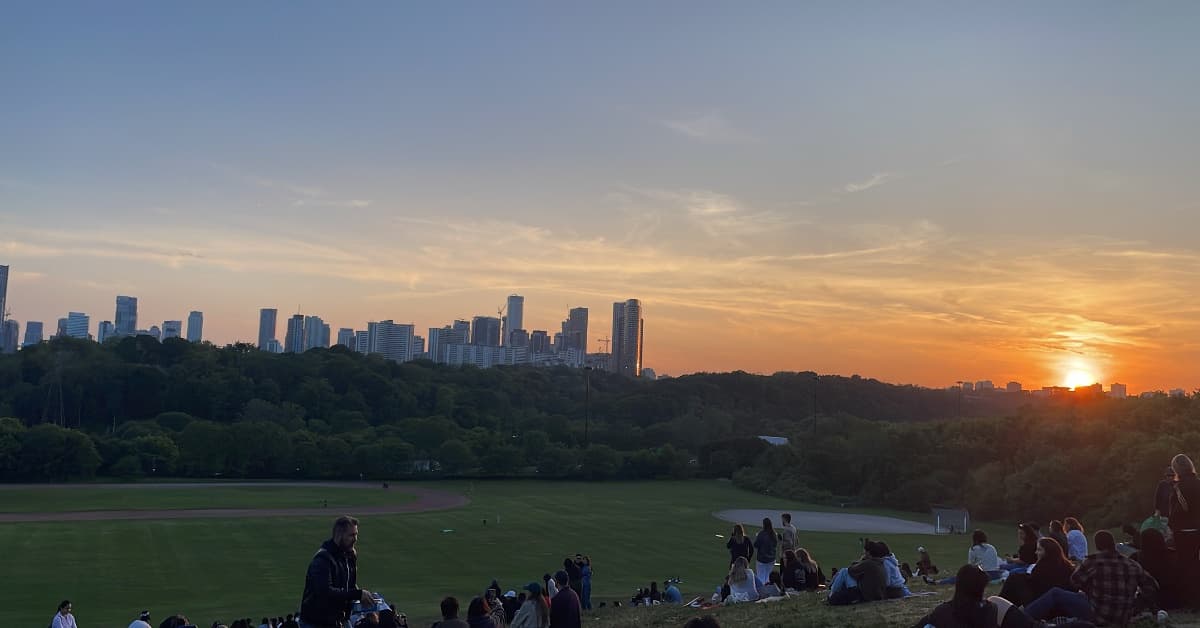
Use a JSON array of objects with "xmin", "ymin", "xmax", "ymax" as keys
[
  {"xmin": 427, "ymin": 326, "xmax": 450, "ymax": 363},
  {"xmin": 303, "ymin": 316, "xmax": 328, "ymax": 350},
  {"xmin": 368, "ymin": 320, "xmax": 415, "ymax": 362},
  {"xmin": 1, "ymin": 320, "xmax": 17, "ymax": 354},
  {"xmin": 471, "ymin": 316, "xmax": 501, "ymax": 346},
  {"xmin": 258, "ymin": 308, "xmax": 278, "ymax": 350},
  {"xmin": 503, "ymin": 294, "xmax": 524, "ymax": 346},
  {"xmin": 285, "ymin": 314, "xmax": 305, "ymax": 353},
  {"xmin": 565, "ymin": 307, "xmax": 588, "ymax": 353},
  {"xmin": 162, "ymin": 320, "xmax": 183, "ymax": 340},
  {"xmin": 23, "ymin": 321, "xmax": 43, "ymax": 347},
  {"xmin": 115, "ymin": 296, "xmax": 138, "ymax": 336},
  {"xmin": 611, "ymin": 299, "xmax": 644, "ymax": 377},
  {"xmin": 530, "ymin": 330, "xmax": 550, "ymax": 354},
  {"xmin": 354, "ymin": 330, "xmax": 369, "ymax": 354},
  {"xmin": 452, "ymin": 319, "xmax": 472, "ymax": 343},
  {"xmin": 336, "ymin": 328, "xmax": 355, "ymax": 348},
  {"xmin": 0, "ymin": 264, "xmax": 9, "ymax": 328},
  {"xmin": 56, "ymin": 318, "xmax": 68, "ymax": 338},
  {"xmin": 66, "ymin": 312, "xmax": 90, "ymax": 339},
  {"xmin": 97, "ymin": 321, "xmax": 115, "ymax": 343},
  {"xmin": 186, "ymin": 311, "xmax": 203, "ymax": 342}
]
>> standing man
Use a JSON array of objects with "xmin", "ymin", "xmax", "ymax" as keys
[
  {"xmin": 300, "ymin": 515, "xmax": 375, "ymax": 628},
  {"xmin": 779, "ymin": 513, "xmax": 798, "ymax": 555},
  {"xmin": 549, "ymin": 570, "xmax": 581, "ymax": 628}
]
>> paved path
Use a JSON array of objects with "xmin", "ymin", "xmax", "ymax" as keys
[
  {"xmin": 714, "ymin": 508, "xmax": 935, "ymax": 535},
  {"xmin": 0, "ymin": 483, "xmax": 469, "ymax": 523}
]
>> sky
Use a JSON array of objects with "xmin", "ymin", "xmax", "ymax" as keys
[{"xmin": 3, "ymin": 2, "xmax": 1200, "ymax": 392}]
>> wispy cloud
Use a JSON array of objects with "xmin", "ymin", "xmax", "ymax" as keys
[
  {"xmin": 843, "ymin": 172, "xmax": 896, "ymax": 193},
  {"xmin": 293, "ymin": 199, "xmax": 373, "ymax": 209},
  {"xmin": 661, "ymin": 110, "xmax": 755, "ymax": 143}
]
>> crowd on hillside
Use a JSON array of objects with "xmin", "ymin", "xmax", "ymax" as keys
[{"xmin": 45, "ymin": 453, "xmax": 1198, "ymax": 628}]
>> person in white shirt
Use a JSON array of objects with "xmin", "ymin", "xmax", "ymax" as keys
[
  {"xmin": 928, "ymin": 530, "xmax": 1003, "ymax": 584},
  {"xmin": 128, "ymin": 610, "xmax": 152, "ymax": 628},
  {"xmin": 51, "ymin": 600, "xmax": 78, "ymax": 628},
  {"xmin": 725, "ymin": 556, "xmax": 759, "ymax": 603}
]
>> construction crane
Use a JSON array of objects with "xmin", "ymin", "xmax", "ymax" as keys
[{"xmin": 598, "ymin": 336, "xmax": 611, "ymax": 353}]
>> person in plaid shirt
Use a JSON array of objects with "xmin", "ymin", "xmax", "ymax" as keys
[{"xmin": 1025, "ymin": 530, "xmax": 1158, "ymax": 626}]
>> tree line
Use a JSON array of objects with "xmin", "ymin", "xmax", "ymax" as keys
[{"xmin": 0, "ymin": 336, "xmax": 1195, "ymax": 528}]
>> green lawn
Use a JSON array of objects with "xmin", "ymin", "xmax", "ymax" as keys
[
  {"xmin": 0, "ymin": 480, "xmax": 1040, "ymax": 627},
  {"xmin": 0, "ymin": 485, "xmax": 416, "ymax": 512}
]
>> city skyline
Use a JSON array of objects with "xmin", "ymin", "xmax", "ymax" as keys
[{"xmin": 4, "ymin": 4, "xmax": 1200, "ymax": 391}]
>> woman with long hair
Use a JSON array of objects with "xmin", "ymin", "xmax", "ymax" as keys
[
  {"xmin": 725, "ymin": 524, "xmax": 753, "ymax": 566},
  {"xmin": 510, "ymin": 582, "xmax": 550, "ymax": 628},
  {"xmin": 466, "ymin": 597, "xmax": 497, "ymax": 628},
  {"xmin": 999, "ymin": 537, "xmax": 1076, "ymax": 606},
  {"xmin": 914, "ymin": 565, "xmax": 997, "ymax": 627},
  {"xmin": 753, "ymin": 517, "xmax": 779, "ymax": 585},
  {"xmin": 780, "ymin": 549, "xmax": 802, "ymax": 590},
  {"xmin": 1064, "ymin": 517, "xmax": 1088, "ymax": 561},
  {"xmin": 927, "ymin": 530, "xmax": 1001, "ymax": 585},
  {"xmin": 579, "ymin": 556, "xmax": 593, "ymax": 611},
  {"xmin": 795, "ymin": 548, "xmax": 825, "ymax": 590},
  {"xmin": 725, "ymin": 556, "xmax": 758, "ymax": 603},
  {"xmin": 1048, "ymin": 520, "xmax": 1070, "ymax": 556},
  {"xmin": 51, "ymin": 600, "xmax": 77, "ymax": 628},
  {"xmin": 1134, "ymin": 527, "xmax": 1181, "ymax": 609}
]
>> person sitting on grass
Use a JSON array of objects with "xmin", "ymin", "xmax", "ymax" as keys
[
  {"xmin": 483, "ymin": 589, "xmax": 506, "ymax": 628},
  {"xmin": 1132, "ymin": 527, "xmax": 1181, "ymax": 610},
  {"xmin": 911, "ymin": 565, "xmax": 1095, "ymax": 628},
  {"xmin": 129, "ymin": 610, "xmax": 152, "ymax": 628},
  {"xmin": 927, "ymin": 530, "xmax": 1002, "ymax": 584},
  {"xmin": 1025, "ymin": 530, "xmax": 1159, "ymax": 627},
  {"xmin": 1064, "ymin": 518, "xmax": 1088, "ymax": 562},
  {"xmin": 511, "ymin": 582, "xmax": 550, "ymax": 628},
  {"xmin": 998, "ymin": 537, "xmax": 1076, "ymax": 608},
  {"xmin": 51, "ymin": 600, "xmax": 77, "ymax": 628},
  {"xmin": 1003, "ymin": 524, "xmax": 1041, "ymax": 571},
  {"xmin": 916, "ymin": 546, "xmax": 940, "ymax": 577},
  {"xmin": 759, "ymin": 571, "xmax": 784, "ymax": 598},
  {"xmin": 466, "ymin": 597, "xmax": 496, "ymax": 628},
  {"xmin": 682, "ymin": 616, "xmax": 721, "ymax": 628},
  {"xmin": 663, "ymin": 579, "xmax": 683, "ymax": 603},
  {"xmin": 725, "ymin": 524, "xmax": 753, "ymax": 566},
  {"xmin": 877, "ymin": 541, "xmax": 912, "ymax": 597},
  {"xmin": 827, "ymin": 541, "xmax": 888, "ymax": 606},
  {"xmin": 725, "ymin": 556, "xmax": 759, "ymax": 603},
  {"xmin": 1048, "ymin": 521, "xmax": 1070, "ymax": 557},
  {"xmin": 432, "ymin": 596, "xmax": 469, "ymax": 628},
  {"xmin": 795, "ymin": 548, "xmax": 826, "ymax": 590}
]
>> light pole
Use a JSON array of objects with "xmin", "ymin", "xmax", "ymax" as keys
[{"xmin": 584, "ymin": 367, "xmax": 592, "ymax": 448}]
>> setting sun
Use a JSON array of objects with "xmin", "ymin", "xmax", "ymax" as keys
[{"xmin": 1063, "ymin": 369, "xmax": 1097, "ymax": 390}]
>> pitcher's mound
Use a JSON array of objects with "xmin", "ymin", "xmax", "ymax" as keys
[{"xmin": 714, "ymin": 509, "xmax": 935, "ymax": 535}]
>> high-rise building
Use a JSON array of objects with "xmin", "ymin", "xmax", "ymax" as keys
[
  {"xmin": 56, "ymin": 317, "xmax": 68, "ymax": 338},
  {"xmin": 0, "ymin": 264, "xmax": 8, "ymax": 330},
  {"xmin": 1109, "ymin": 383, "xmax": 1128, "ymax": 399},
  {"xmin": 452, "ymin": 319, "xmax": 471, "ymax": 343},
  {"xmin": 186, "ymin": 311, "xmax": 203, "ymax": 342},
  {"xmin": 66, "ymin": 312, "xmax": 90, "ymax": 339},
  {"xmin": 265, "ymin": 338, "xmax": 283, "ymax": 354},
  {"xmin": 97, "ymin": 321, "xmax": 116, "ymax": 344},
  {"xmin": 610, "ymin": 299, "xmax": 644, "ymax": 377},
  {"xmin": 413, "ymin": 335, "xmax": 425, "ymax": 359},
  {"xmin": 530, "ymin": 330, "xmax": 550, "ymax": 354},
  {"xmin": 368, "ymin": 320, "xmax": 415, "ymax": 362},
  {"xmin": 427, "ymin": 326, "xmax": 449, "ymax": 363},
  {"xmin": 258, "ymin": 308, "xmax": 278, "ymax": 350},
  {"xmin": 1006, "ymin": 381, "xmax": 1023, "ymax": 393},
  {"xmin": 472, "ymin": 316, "xmax": 501, "ymax": 347},
  {"xmin": 115, "ymin": 296, "xmax": 138, "ymax": 336},
  {"xmin": 162, "ymin": 320, "xmax": 183, "ymax": 340},
  {"xmin": 1, "ymin": 320, "xmax": 17, "ymax": 354},
  {"xmin": 354, "ymin": 330, "xmax": 369, "ymax": 354},
  {"xmin": 303, "ymin": 316, "xmax": 328, "ymax": 350},
  {"xmin": 336, "ymin": 328, "xmax": 355, "ymax": 348},
  {"xmin": 509, "ymin": 329, "xmax": 529, "ymax": 347},
  {"xmin": 22, "ymin": 321, "xmax": 43, "ymax": 347},
  {"xmin": 285, "ymin": 314, "xmax": 305, "ymax": 353},
  {"xmin": 146, "ymin": 325, "xmax": 162, "ymax": 341},
  {"xmin": 503, "ymin": 294, "xmax": 524, "ymax": 346},
  {"xmin": 563, "ymin": 307, "xmax": 588, "ymax": 353}
]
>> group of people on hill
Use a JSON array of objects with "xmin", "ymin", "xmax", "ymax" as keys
[
  {"xmin": 720, "ymin": 513, "xmax": 828, "ymax": 604},
  {"xmin": 910, "ymin": 452, "xmax": 1200, "ymax": 628},
  {"xmin": 48, "ymin": 601, "xmax": 314, "ymax": 628}
]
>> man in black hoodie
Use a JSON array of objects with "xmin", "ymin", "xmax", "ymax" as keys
[{"xmin": 300, "ymin": 515, "xmax": 376, "ymax": 628}]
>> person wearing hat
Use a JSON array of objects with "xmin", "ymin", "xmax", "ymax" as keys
[
  {"xmin": 510, "ymin": 583, "xmax": 549, "ymax": 628},
  {"xmin": 548, "ymin": 571, "xmax": 580, "ymax": 628},
  {"xmin": 128, "ymin": 611, "xmax": 152, "ymax": 628}
]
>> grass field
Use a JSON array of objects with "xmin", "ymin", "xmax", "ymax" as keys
[
  {"xmin": 0, "ymin": 485, "xmax": 416, "ymax": 513},
  {"xmin": 2, "ymin": 480, "xmax": 1192, "ymax": 627}
]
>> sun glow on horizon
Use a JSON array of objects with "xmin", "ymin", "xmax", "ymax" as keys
[{"xmin": 1063, "ymin": 369, "xmax": 1098, "ymax": 390}]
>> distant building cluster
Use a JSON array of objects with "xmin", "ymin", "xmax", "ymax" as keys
[
  {"xmin": 255, "ymin": 294, "xmax": 647, "ymax": 377},
  {"xmin": 0, "ymin": 264, "xmax": 204, "ymax": 353},
  {"xmin": 948, "ymin": 379, "xmax": 1139, "ymax": 399}
]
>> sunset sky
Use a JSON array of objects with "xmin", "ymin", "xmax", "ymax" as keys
[{"xmin": 3, "ymin": 3, "xmax": 1200, "ymax": 392}]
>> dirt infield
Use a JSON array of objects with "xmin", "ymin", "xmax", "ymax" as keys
[
  {"xmin": 714, "ymin": 508, "xmax": 935, "ymax": 535},
  {"xmin": 0, "ymin": 482, "xmax": 469, "ymax": 523}
]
